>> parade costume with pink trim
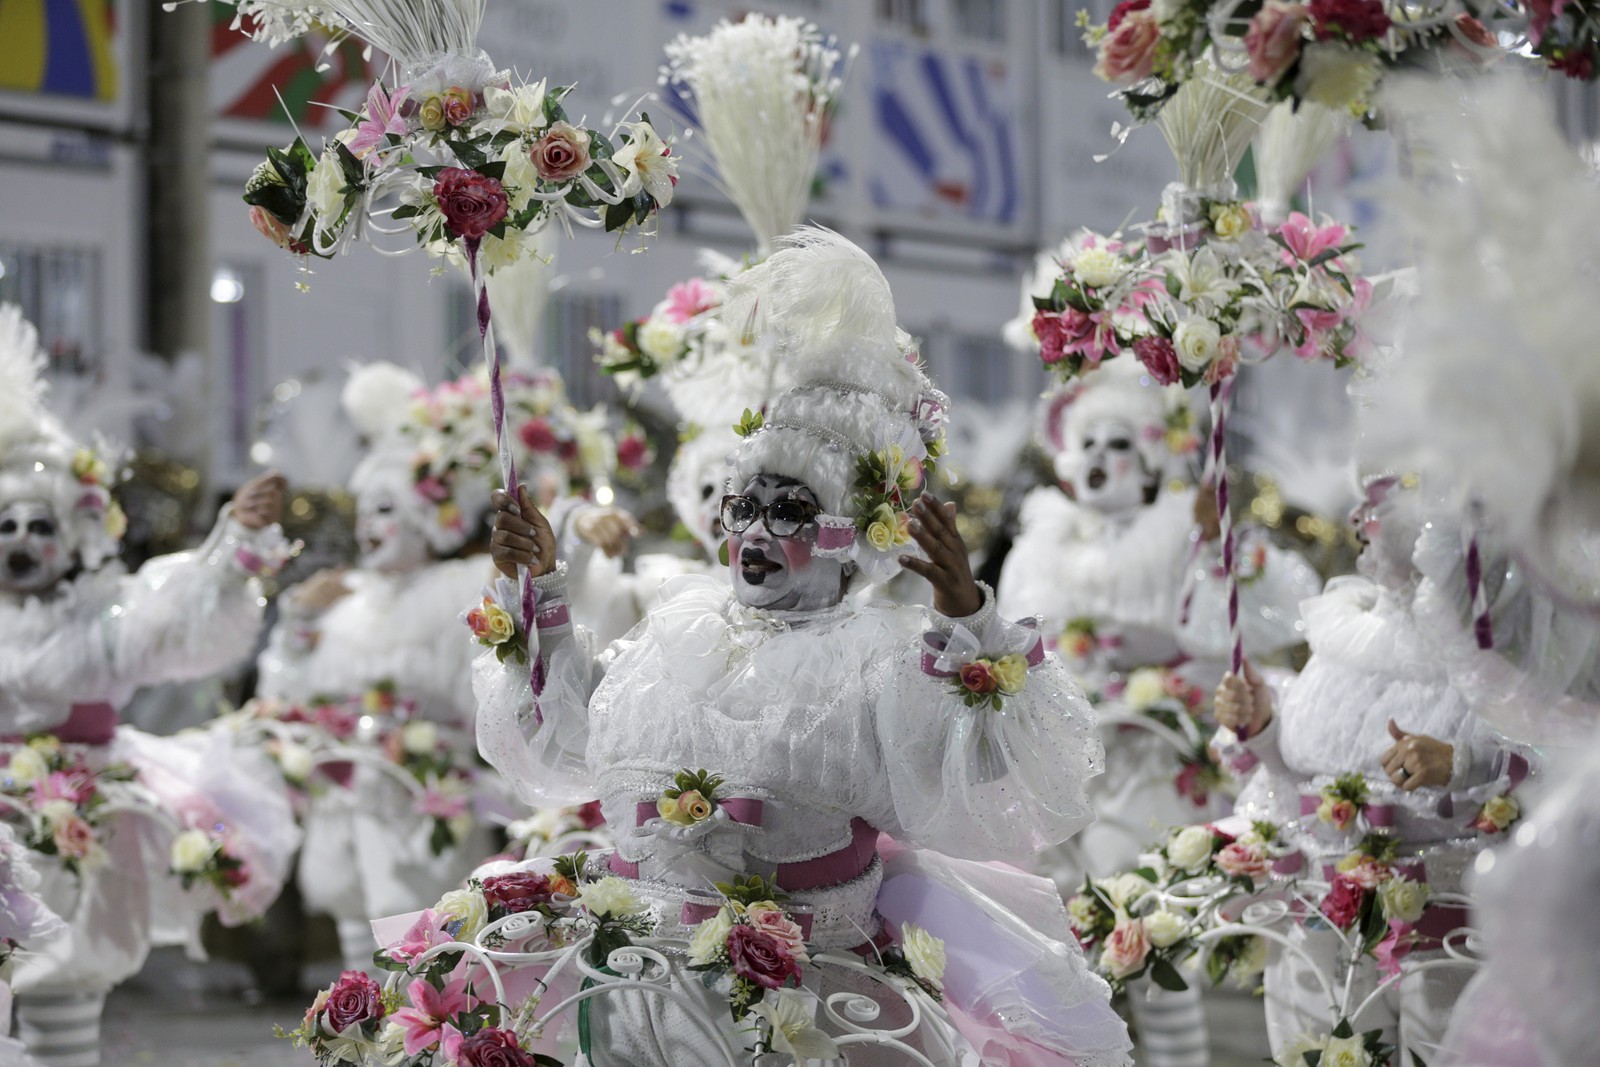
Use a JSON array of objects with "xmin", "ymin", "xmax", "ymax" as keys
[{"xmin": 0, "ymin": 306, "xmax": 299, "ymax": 1067}]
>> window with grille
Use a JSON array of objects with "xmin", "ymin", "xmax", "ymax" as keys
[
  {"xmin": 953, "ymin": 0, "xmax": 1006, "ymax": 41},
  {"xmin": 0, "ymin": 243, "xmax": 101, "ymax": 375},
  {"xmin": 877, "ymin": 0, "xmax": 931, "ymax": 35}
]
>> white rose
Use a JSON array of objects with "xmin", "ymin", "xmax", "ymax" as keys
[
  {"xmin": 900, "ymin": 923, "xmax": 947, "ymax": 988},
  {"xmin": 38, "ymin": 799, "xmax": 76, "ymax": 827},
  {"xmin": 277, "ymin": 741, "xmax": 314, "ymax": 783},
  {"xmin": 6, "ymin": 747, "xmax": 47, "ymax": 787},
  {"xmin": 484, "ymin": 80, "xmax": 549, "ymax": 134},
  {"xmin": 1275, "ymin": 1033, "xmax": 1326, "ymax": 1067},
  {"xmin": 306, "ymin": 149, "xmax": 347, "ymax": 223},
  {"xmin": 576, "ymin": 876, "xmax": 644, "ymax": 919},
  {"xmin": 686, "ymin": 909, "xmax": 733, "ymax": 966},
  {"xmin": 637, "ymin": 316, "xmax": 685, "ymax": 364},
  {"xmin": 1376, "ymin": 876, "xmax": 1428, "ymax": 925},
  {"xmin": 500, "ymin": 140, "xmax": 539, "ymax": 212},
  {"xmin": 1173, "ymin": 318, "xmax": 1222, "ymax": 372},
  {"xmin": 1098, "ymin": 872, "xmax": 1153, "ymax": 912},
  {"xmin": 1229, "ymin": 935, "xmax": 1269, "ymax": 985},
  {"xmin": 1295, "ymin": 45, "xmax": 1383, "ymax": 116},
  {"xmin": 401, "ymin": 720, "xmax": 440, "ymax": 756},
  {"xmin": 1167, "ymin": 825, "xmax": 1215, "ymax": 873},
  {"xmin": 1144, "ymin": 909, "xmax": 1188, "ymax": 948},
  {"xmin": 436, "ymin": 888, "xmax": 489, "ymax": 941},
  {"xmin": 1072, "ymin": 246, "xmax": 1126, "ymax": 290},
  {"xmin": 170, "ymin": 829, "xmax": 216, "ymax": 874},
  {"xmin": 1123, "ymin": 668, "xmax": 1167, "ymax": 711},
  {"xmin": 1322, "ymin": 1033, "xmax": 1372, "ymax": 1067}
]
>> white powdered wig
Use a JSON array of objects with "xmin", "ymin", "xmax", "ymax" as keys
[
  {"xmin": 667, "ymin": 426, "xmax": 740, "ymax": 556},
  {"xmin": 1366, "ymin": 71, "xmax": 1600, "ymax": 604},
  {"xmin": 663, "ymin": 14, "xmax": 846, "ymax": 253},
  {"xmin": 1043, "ymin": 358, "xmax": 1188, "ymax": 487},
  {"xmin": 728, "ymin": 228, "xmax": 940, "ymax": 517},
  {"xmin": 340, "ymin": 361, "xmax": 425, "ymax": 443}
]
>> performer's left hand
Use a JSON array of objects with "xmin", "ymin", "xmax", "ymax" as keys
[
  {"xmin": 233, "ymin": 471, "xmax": 287, "ymax": 529},
  {"xmin": 575, "ymin": 506, "xmax": 641, "ymax": 559},
  {"xmin": 900, "ymin": 492, "xmax": 983, "ymax": 618},
  {"xmin": 1380, "ymin": 719, "xmax": 1453, "ymax": 791}
]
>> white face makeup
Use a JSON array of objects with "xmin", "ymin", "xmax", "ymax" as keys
[
  {"xmin": 1070, "ymin": 416, "xmax": 1153, "ymax": 516},
  {"xmin": 1353, "ymin": 495, "xmax": 1420, "ymax": 591},
  {"xmin": 726, "ymin": 474, "xmax": 847, "ymax": 612},
  {"xmin": 355, "ymin": 479, "xmax": 433, "ymax": 575},
  {"xmin": 0, "ymin": 500, "xmax": 74, "ymax": 595}
]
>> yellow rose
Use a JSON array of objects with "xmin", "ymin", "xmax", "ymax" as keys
[
  {"xmin": 38, "ymin": 799, "xmax": 76, "ymax": 827},
  {"xmin": 104, "ymin": 500, "xmax": 127, "ymax": 540},
  {"xmin": 899, "ymin": 923, "xmax": 947, "ymax": 987},
  {"xmin": 1144, "ymin": 909, "xmax": 1188, "ymax": 948},
  {"xmin": 1334, "ymin": 851, "xmax": 1362, "ymax": 875},
  {"xmin": 1377, "ymin": 876, "xmax": 1428, "ymax": 925},
  {"xmin": 1123, "ymin": 668, "xmax": 1167, "ymax": 711},
  {"xmin": 482, "ymin": 603, "xmax": 516, "ymax": 644},
  {"xmin": 745, "ymin": 900, "xmax": 782, "ymax": 918},
  {"xmin": 677, "ymin": 789, "xmax": 713, "ymax": 822},
  {"xmin": 28, "ymin": 735, "xmax": 60, "ymax": 757},
  {"xmin": 657, "ymin": 794, "xmax": 695, "ymax": 826},
  {"xmin": 170, "ymin": 829, "xmax": 216, "ymax": 874},
  {"xmin": 865, "ymin": 521, "xmax": 894, "ymax": 551},
  {"xmin": 576, "ymin": 876, "xmax": 644, "ymax": 919},
  {"xmin": 991, "ymin": 654, "xmax": 1028, "ymax": 695},
  {"xmin": 1209, "ymin": 202, "xmax": 1252, "ymax": 240},
  {"xmin": 419, "ymin": 95, "xmax": 448, "ymax": 132},
  {"xmin": 1167, "ymin": 825, "xmax": 1214, "ymax": 873},
  {"xmin": 1481, "ymin": 794, "xmax": 1519, "ymax": 831},
  {"xmin": 6, "ymin": 746, "xmax": 47, "ymax": 787},
  {"xmin": 1067, "ymin": 894, "xmax": 1100, "ymax": 931}
]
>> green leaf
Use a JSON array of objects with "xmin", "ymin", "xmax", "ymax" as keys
[
  {"xmin": 1148, "ymin": 956, "xmax": 1189, "ymax": 992},
  {"xmin": 478, "ymin": 158, "xmax": 507, "ymax": 182},
  {"xmin": 1331, "ymin": 1017, "xmax": 1354, "ymax": 1040},
  {"xmin": 604, "ymin": 197, "xmax": 634, "ymax": 233},
  {"xmin": 391, "ymin": 204, "xmax": 420, "ymax": 220}
]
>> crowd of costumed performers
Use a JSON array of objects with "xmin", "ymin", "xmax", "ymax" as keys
[{"xmin": 7, "ymin": 1, "xmax": 1600, "ymax": 1066}]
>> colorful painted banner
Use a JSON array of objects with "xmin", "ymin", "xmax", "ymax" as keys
[
  {"xmin": 211, "ymin": 6, "xmax": 375, "ymax": 130},
  {"xmin": 0, "ymin": 0, "xmax": 119, "ymax": 101}
]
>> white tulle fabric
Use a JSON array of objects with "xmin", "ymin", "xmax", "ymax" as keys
[
  {"xmin": 0, "ymin": 514, "xmax": 268, "ymax": 734},
  {"xmin": 1179, "ymin": 534, "xmax": 1320, "ymax": 661}
]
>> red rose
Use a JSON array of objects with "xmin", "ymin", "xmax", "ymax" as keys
[
  {"xmin": 1309, "ymin": 0, "xmax": 1391, "ymax": 43},
  {"xmin": 481, "ymin": 871, "xmax": 555, "ymax": 914},
  {"xmin": 1133, "ymin": 336, "xmax": 1182, "ymax": 385},
  {"xmin": 575, "ymin": 800, "xmax": 605, "ymax": 829},
  {"xmin": 433, "ymin": 167, "xmax": 509, "ymax": 240},
  {"xmin": 1553, "ymin": 49, "xmax": 1596, "ymax": 80},
  {"xmin": 1033, "ymin": 310, "xmax": 1068, "ymax": 365},
  {"xmin": 1319, "ymin": 874, "xmax": 1368, "ymax": 929},
  {"xmin": 322, "ymin": 970, "xmax": 385, "ymax": 1033},
  {"xmin": 249, "ymin": 205, "xmax": 310, "ymax": 255},
  {"xmin": 455, "ymin": 1026, "xmax": 536, "ymax": 1067},
  {"xmin": 617, "ymin": 435, "xmax": 649, "ymax": 471},
  {"xmin": 727, "ymin": 924, "xmax": 801, "ymax": 990},
  {"xmin": 530, "ymin": 121, "xmax": 592, "ymax": 182},
  {"xmin": 1175, "ymin": 762, "xmax": 1209, "ymax": 807},
  {"xmin": 1106, "ymin": 0, "xmax": 1151, "ymax": 31},
  {"xmin": 960, "ymin": 661, "xmax": 998, "ymax": 695},
  {"xmin": 518, "ymin": 417, "xmax": 558, "ymax": 453}
]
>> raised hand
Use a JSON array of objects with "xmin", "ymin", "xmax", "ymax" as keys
[
  {"xmin": 490, "ymin": 484, "xmax": 558, "ymax": 580},
  {"xmin": 1380, "ymin": 719, "xmax": 1453, "ymax": 791},
  {"xmin": 1214, "ymin": 659, "xmax": 1273, "ymax": 738},
  {"xmin": 575, "ymin": 505, "xmax": 642, "ymax": 559},
  {"xmin": 288, "ymin": 567, "xmax": 350, "ymax": 616},
  {"xmin": 899, "ymin": 492, "xmax": 983, "ymax": 619},
  {"xmin": 233, "ymin": 470, "xmax": 287, "ymax": 530}
]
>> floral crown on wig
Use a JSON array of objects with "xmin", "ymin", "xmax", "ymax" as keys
[
  {"xmin": 0, "ymin": 305, "xmax": 127, "ymax": 569},
  {"xmin": 725, "ymin": 228, "xmax": 949, "ymax": 581}
]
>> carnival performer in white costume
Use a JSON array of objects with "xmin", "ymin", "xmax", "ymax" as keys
[
  {"xmin": 1214, "ymin": 473, "xmax": 1540, "ymax": 1061},
  {"xmin": 469, "ymin": 229, "xmax": 1133, "ymax": 1066},
  {"xmin": 0, "ymin": 305, "xmax": 299, "ymax": 1067},
  {"xmin": 1, "ymin": 824, "xmax": 65, "ymax": 1067}
]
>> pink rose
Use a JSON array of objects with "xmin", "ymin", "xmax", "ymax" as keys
[
  {"xmin": 454, "ymin": 1025, "xmax": 536, "ymax": 1067},
  {"xmin": 575, "ymin": 800, "xmax": 605, "ymax": 829},
  {"xmin": 1133, "ymin": 336, "xmax": 1182, "ymax": 385},
  {"xmin": 1245, "ymin": 2, "xmax": 1310, "ymax": 85},
  {"xmin": 249, "ymin": 205, "xmax": 309, "ymax": 254},
  {"xmin": 749, "ymin": 908, "xmax": 808, "ymax": 959},
  {"xmin": 322, "ymin": 970, "xmax": 385, "ymax": 1033},
  {"xmin": 1342, "ymin": 857, "xmax": 1388, "ymax": 890},
  {"xmin": 466, "ymin": 606, "xmax": 492, "ymax": 640},
  {"xmin": 1033, "ymin": 309, "xmax": 1069, "ymax": 365},
  {"xmin": 530, "ymin": 121, "xmax": 592, "ymax": 182},
  {"xmin": 417, "ymin": 785, "xmax": 469, "ymax": 821},
  {"xmin": 1214, "ymin": 841, "xmax": 1271, "ymax": 883},
  {"xmin": 432, "ymin": 167, "xmax": 509, "ymax": 240},
  {"xmin": 314, "ymin": 703, "xmax": 359, "ymax": 740},
  {"xmin": 1094, "ymin": 10, "xmax": 1163, "ymax": 85},
  {"xmin": 518, "ymin": 417, "xmax": 559, "ymax": 454},
  {"xmin": 1319, "ymin": 874, "xmax": 1368, "ymax": 929},
  {"xmin": 51, "ymin": 814, "xmax": 96, "ymax": 860},
  {"xmin": 960, "ymin": 661, "xmax": 998, "ymax": 695},
  {"xmin": 1327, "ymin": 798, "xmax": 1357, "ymax": 831},
  {"xmin": 442, "ymin": 87, "xmax": 474, "ymax": 127},
  {"xmin": 727, "ymin": 924, "xmax": 801, "ymax": 990},
  {"xmin": 1101, "ymin": 917, "xmax": 1151, "ymax": 978},
  {"xmin": 1175, "ymin": 762, "xmax": 1210, "ymax": 807},
  {"xmin": 482, "ymin": 871, "xmax": 557, "ymax": 914},
  {"xmin": 1309, "ymin": 0, "xmax": 1391, "ymax": 43}
]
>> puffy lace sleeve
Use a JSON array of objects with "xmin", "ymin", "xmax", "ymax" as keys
[
  {"xmin": 875, "ymin": 584, "xmax": 1105, "ymax": 861},
  {"xmin": 472, "ymin": 564, "xmax": 614, "ymax": 808},
  {"xmin": 112, "ymin": 508, "xmax": 282, "ymax": 692}
]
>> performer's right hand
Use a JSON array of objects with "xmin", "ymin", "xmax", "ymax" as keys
[
  {"xmin": 289, "ymin": 567, "xmax": 350, "ymax": 615},
  {"xmin": 1213, "ymin": 659, "xmax": 1273, "ymax": 738},
  {"xmin": 491, "ymin": 484, "xmax": 557, "ymax": 580}
]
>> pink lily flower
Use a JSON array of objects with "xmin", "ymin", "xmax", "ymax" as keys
[
  {"xmin": 392, "ymin": 977, "xmax": 473, "ymax": 1055},
  {"xmin": 348, "ymin": 82, "xmax": 411, "ymax": 160},
  {"xmin": 416, "ymin": 785, "xmax": 469, "ymax": 821},
  {"xmin": 1277, "ymin": 212, "xmax": 1348, "ymax": 262},
  {"xmin": 661, "ymin": 277, "xmax": 718, "ymax": 323},
  {"xmin": 386, "ymin": 908, "xmax": 454, "ymax": 964}
]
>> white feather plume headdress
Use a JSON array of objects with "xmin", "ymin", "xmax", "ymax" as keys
[
  {"xmin": 0, "ymin": 304, "xmax": 49, "ymax": 456},
  {"xmin": 1364, "ymin": 71, "xmax": 1600, "ymax": 609},
  {"xmin": 728, "ymin": 228, "xmax": 946, "ymax": 581}
]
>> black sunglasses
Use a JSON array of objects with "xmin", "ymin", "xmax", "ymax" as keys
[{"xmin": 719, "ymin": 495, "xmax": 822, "ymax": 538}]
